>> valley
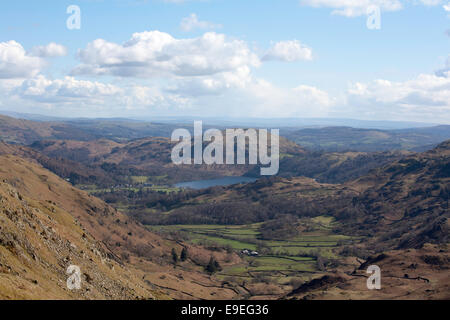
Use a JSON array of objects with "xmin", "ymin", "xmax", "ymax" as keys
[{"xmin": 0, "ymin": 114, "xmax": 449, "ymax": 300}]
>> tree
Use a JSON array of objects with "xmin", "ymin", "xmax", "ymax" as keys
[
  {"xmin": 171, "ymin": 248, "xmax": 178, "ymax": 265},
  {"xmin": 206, "ymin": 256, "xmax": 222, "ymax": 274},
  {"xmin": 180, "ymin": 248, "xmax": 188, "ymax": 262}
]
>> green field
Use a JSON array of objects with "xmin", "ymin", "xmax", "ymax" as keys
[{"xmin": 148, "ymin": 216, "xmax": 355, "ymax": 281}]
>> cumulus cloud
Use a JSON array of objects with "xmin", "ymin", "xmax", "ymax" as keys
[
  {"xmin": 0, "ymin": 74, "xmax": 189, "ymax": 116},
  {"xmin": 0, "ymin": 41, "xmax": 45, "ymax": 79},
  {"xmin": 72, "ymin": 31, "xmax": 260, "ymax": 78},
  {"xmin": 167, "ymin": 65, "xmax": 253, "ymax": 96},
  {"xmin": 180, "ymin": 13, "xmax": 221, "ymax": 32},
  {"xmin": 346, "ymin": 73, "xmax": 450, "ymax": 122},
  {"xmin": 187, "ymin": 78, "xmax": 336, "ymax": 118},
  {"xmin": 31, "ymin": 43, "xmax": 68, "ymax": 58},
  {"xmin": 444, "ymin": 2, "xmax": 450, "ymax": 14},
  {"xmin": 16, "ymin": 75, "xmax": 122, "ymax": 103},
  {"xmin": 263, "ymin": 40, "xmax": 313, "ymax": 62}
]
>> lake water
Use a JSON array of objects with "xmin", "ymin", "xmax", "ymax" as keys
[{"xmin": 175, "ymin": 176, "xmax": 258, "ymax": 190}]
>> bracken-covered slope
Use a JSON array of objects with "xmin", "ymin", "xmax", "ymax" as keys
[
  {"xmin": 341, "ymin": 140, "xmax": 450, "ymax": 250},
  {"xmin": 286, "ymin": 244, "xmax": 449, "ymax": 300},
  {"xmin": 0, "ymin": 155, "xmax": 161, "ymax": 299},
  {"xmin": 0, "ymin": 152, "xmax": 242, "ymax": 300}
]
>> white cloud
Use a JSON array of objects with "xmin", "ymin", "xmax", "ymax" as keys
[
  {"xmin": 263, "ymin": 40, "xmax": 313, "ymax": 62},
  {"xmin": 346, "ymin": 73, "xmax": 450, "ymax": 122},
  {"xmin": 31, "ymin": 43, "xmax": 68, "ymax": 58},
  {"xmin": 180, "ymin": 13, "xmax": 221, "ymax": 32},
  {"xmin": 72, "ymin": 31, "xmax": 260, "ymax": 78},
  {"xmin": 0, "ymin": 74, "xmax": 189, "ymax": 116},
  {"xmin": 16, "ymin": 75, "xmax": 122, "ymax": 103},
  {"xmin": 444, "ymin": 2, "xmax": 450, "ymax": 12},
  {"xmin": 242, "ymin": 80, "xmax": 335, "ymax": 117},
  {"xmin": 300, "ymin": 0, "xmax": 403, "ymax": 17},
  {"xmin": 0, "ymin": 41, "xmax": 45, "ymax": 79},
  {"xmin": 167, "ymin": 65, "xmax": 253, "ymax": 96},
  {"xmin": 175, "ymin": 78, "xmax": 336, "ymax": 118}
]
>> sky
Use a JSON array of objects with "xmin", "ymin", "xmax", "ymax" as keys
[{"xmin": 0, "ymin": 0, "xmax": 449, "ymax": 123}]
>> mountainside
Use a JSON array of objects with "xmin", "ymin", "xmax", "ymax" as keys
[
  {"xmin": 30, "ymin": 135, "xmax": 305, "ymax": 184},
  {"xmin": 0, "ymin": 151, "xmax": 244, "ymax": 300},
  {"xmin": 340, "ymin": 140, "xmax": 450, "ymax": 250},
  {"xmin": 286, "ymin": 244, "xmax": 449, "ymax": 300},
  {"xmin": 0, "ymin": 155, "xmax": 161, "ymax": 299},
  {"xmin": 247, "ymin": 150, "xmax": 411, "ymax": 183}
]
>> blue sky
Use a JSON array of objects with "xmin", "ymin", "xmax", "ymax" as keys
[{"xmin": 0, "ymin": 0, "xmax": 449, "ymax": 123}]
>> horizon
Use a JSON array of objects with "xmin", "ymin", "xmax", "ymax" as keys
[{"xmin": 1, "ymin": 109, "xmax": 448, "ymax": 130}]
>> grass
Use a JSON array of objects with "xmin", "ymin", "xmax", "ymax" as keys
[
  {"xmin": 148, "ymin": 216, "xmax": 356, "ymax": 279},
  {"xmin": 131, "ymin": 176, "xmax": 148, "ymax": 184}
]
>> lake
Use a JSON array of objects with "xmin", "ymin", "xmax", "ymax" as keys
[{"xmin": 175, "ymin": 176, "xmax": 258, "ymax": 190}]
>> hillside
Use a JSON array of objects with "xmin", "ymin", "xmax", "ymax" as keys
[
  {"xmin": 0, "ymin": 155, "xmax": 161, "ymax": 299},
  {"xmin": 0, "ymin": 152, "xmax": 245, "ymax": 300},
  {"xmin": 0, "ymin": 115, "xmax": 97, "ymax": 145},
  {"xmin": 286, "ymin": 244, "xmax": 449, "ymax": 300},
  {"xmin": 0, "ymin": 114, "xmax": 193, "ymax": 145},
  {"xmin": 247, "ymin": 150, "xmax": 411, "ymax": 183},
  {"xmin": 340, "ymin": 140, "xmax": 450, "ymax": 250},
  {"xmin": 30, "ymin": 134, "xmax": 305, "ymax": 185}
]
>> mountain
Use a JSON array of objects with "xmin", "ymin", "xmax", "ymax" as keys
[
  {"xmin": 340, "ymin": 140, "xmax": 450, "ymax": 250},
  {"xmin": 0, "ymin": 115, "xmax": 98, "ymax": 144},
  {"xmin": 0, "ymin": 114, "xmax": 183, "ymax": 144},
  {"xmin": 0, "ymin": 154, "xmax": 162, "ymax": 299},
  {"xmin": 284, "ymin": 126, "xmax": 450, "ymax": 152},
  {"xmin": 0, "ymin": 146, "xmax": 244, "ymax": 300},
  {"xmin": 247, "ymin": 150, "xmax": 411, "ymax": 183},
  {"xmin": 29, "ymin": 134, "xmax": 306, "ymax": 185},
  {"xmin": 3, "ymin": 112, "xmax": 449, "ymax": 153}
]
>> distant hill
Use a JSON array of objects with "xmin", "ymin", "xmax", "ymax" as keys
[
  {"xmin": 284, "ymin": 126, "xmax": 450, "ymax": 152},
  {"xmin": 0, "ymin": 114, "xmax": 183, "ymax": 145},
  {"xmin": 1, "ymin": 111, "xmax": 439, "ymax": 129},
  {"xmin": 0, "ymin": 115, "xmax": 99, "ymax": 144},
  {"xmin": 29, "ymin": 134, "xmax": 305, "ymax": 185}
]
